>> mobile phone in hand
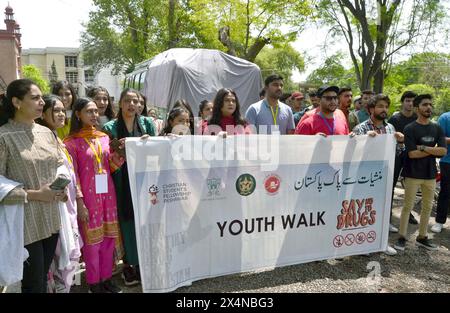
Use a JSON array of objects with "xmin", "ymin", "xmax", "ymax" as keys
[
  {"xmin": 110, "ymin": 138, "xmax": 126, "ymax": 158},
  {"xmin": 49, "ymin": 175, "xmax": 71, "ymax": 190}
]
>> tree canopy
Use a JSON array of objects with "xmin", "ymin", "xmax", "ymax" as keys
[{"xmin": 317, "ymin": 0, "xmax": 446, "ymax": 92}]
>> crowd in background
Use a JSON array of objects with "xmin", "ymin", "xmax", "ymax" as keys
[{"xmin": 0, "ymin": 72, "xmax": 448, "ymax": 293}]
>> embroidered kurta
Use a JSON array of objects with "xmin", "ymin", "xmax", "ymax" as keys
[
  {"xmin": 64, "ymin": 135, "xmax": 120, "ymax": 246},
  {"xmin": 0, "ymin": 119, "xmax": 61, "ymax": 245}
]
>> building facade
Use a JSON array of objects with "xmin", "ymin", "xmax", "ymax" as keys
[
  {"xmin": 22, "ymin": 47, "xmax": 123, "ymax": 100},
  {"xmin": 0, "ymin": 5, "xmax": 22, "ymax": 92}
]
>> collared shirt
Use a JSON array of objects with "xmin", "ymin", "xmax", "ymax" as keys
[
  {"xmin": 352, "ymin": 118, "xmax": 404, "ymax": 155},
  {"xmin": 245, "ymin": 99, "xmax": 295, "ymax": 134}
]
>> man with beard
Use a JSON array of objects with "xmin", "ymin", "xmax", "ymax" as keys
[
  {"xmin": 352, "ymin": 94, "xmax": 404, "ymax": 256},
  {"xmin": 357, "ymin": 90, "xmax": 375, "ymax": 123},
  {"xmin": 338, "ymin": 87, "xmax": 359, "ymax": 130},
  {"xmin": 394, "ymin": 94, "xmax": 447, "ymax": 251},
  {"xmin": 246, "ymin": 74, "xmax": 295, "ymax": 134},
  {"xmin": 295, "ymin": 85, "xmax": 349, "ymax": 136},
  {"xmin": 388, "ymin": 91, "xmax": 419, "ymax": 225}
]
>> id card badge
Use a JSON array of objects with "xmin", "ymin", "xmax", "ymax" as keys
[{"xmin": 95, "ymin": 174, "xmax": 108, "ymax": 194}]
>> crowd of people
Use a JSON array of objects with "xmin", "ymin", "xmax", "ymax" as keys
[{"xmin": 0, "ymin": 73, "xmax": 448, "ymax": 293}]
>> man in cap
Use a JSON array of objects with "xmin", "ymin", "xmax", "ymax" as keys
[
  {"xmin": 291, "ymin": 91, "xmax": 305, "ymax": 126},
  {"xmin": 295, "ymin": 85, "xmax": 349, "ymax": 136}
]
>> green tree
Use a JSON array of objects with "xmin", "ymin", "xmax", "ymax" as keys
[
  {"xmin": 190, "ymin": 0, "xmax": 313, "ymax": 62},
  {"xmin": 81, "ymin": 0, "xmax": 202, "ymax": 73},
  {"xmin": 318, "ymin": 0, "xmax": 446, "ymax": 92},
  {"xmin": 255, "ymin": 43, "xmax": 305, "ymax": 91},
  {"xmin": 387, "ymin": 52, "xmax": 450, "ymax": 89},
  {"xmin": 22, "ymin": 65, "xmax": 50, "ymax": 94},
  {"xmin": 306, "ymin": 53, "xmax": 359, "ymax": 91}
]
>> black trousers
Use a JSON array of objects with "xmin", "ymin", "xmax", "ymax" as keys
[
  {"xmin": 390, "ymin": 151, "xmax": 405, "ymax": 219},
  {"xmin": 436, "ymin": 162, "xmax": 450, "ymax": 224},
  {"xmin": 21, "ymin": 233, "xmax": 59, "ymax": 293}
]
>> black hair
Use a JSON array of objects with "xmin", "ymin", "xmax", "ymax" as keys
[
  {"xmin": 400, "ymin": 91, "xmax": 418, "ymax": 103},
  {"xmin": 69, "ymin": 97, "xmax": 94, "ymax": 135},
  {"xmin": 413, "ymin": 94, "xmax": 433, "ymax": 107},
  {"xmin": 362, "ymin": 89, "xmax": 375, "ymax": 96},
  {"xmin": 199, "ymin": 100, "xmax": 211, "ymax": 117},
  {"xmin": 0, "ymin": 79, "xmax": 37, "ymax": 127},
  {"xmin": 338, "ymin": 87, "xmax": 352, "ymax": 96},
  {"xmin": 138, "ymin": 92, "xmax": 148, "ymax": 117},
  {"xmin": 367, "ymin": 94, "xmax": 391, "ymax": 110},
  {"xmin": 52, "ymin": 80, "xmax": 77, "ymax": 110},
  {"xmin": 87, "ymin": 86, "xmax": 115, "ymax": 120},
  {"xmin": 36, "ymin": 94, "xmax": 64, "ymax": 129},
  {"xmin": 280, "ymin": 92, "xmax": 292, "ymax": 103},
  {"xmin": 172, "ymin": 99, "xmax": 194, "ymax": 134},
  {"xmin": 160, "ymin": 107, "xmax": 190, "ymax": 135},
  {"xmin": 117, "ymin": 88, "xmax": 141, "ymax": 119},
  {"xmin": 264, "ymin": 74, "xmax": 283, "ymax": 87},
  {"xmin": 208, "ymin": 88, "xmax": 247, "ymax": 128},
  {"xmin": 259, "ymin": 89, "xmax": 266, "ymax": 98},
  {"xmin": 308, "ymin": 91, "xmax": 318, "ymax": 97}
]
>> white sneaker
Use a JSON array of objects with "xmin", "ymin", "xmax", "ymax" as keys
[
  {"xmin": 431, "ymin": 223, "xmax": 443, "ymax": 233},
  {"xmin": 384, "ymin": 245, "xmax": 397, "ymax": 256},
  {"xmin": 389, "ymin": 224, "xmax": 398, "ymax": 233}
]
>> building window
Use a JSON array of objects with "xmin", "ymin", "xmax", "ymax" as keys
[
  {"xmin": 65, "ymin": 56, "xmax": 77, "ymax": 68},
  {"xmin": 84, "ymin": 70, "xmax": 94, "ymax": 84},
  {"xmin": 66, "ymin": 71, "xmax": 78, "ymax": 84}
]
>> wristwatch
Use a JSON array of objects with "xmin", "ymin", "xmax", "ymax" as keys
[{"xmin": 419, "ymin": 145, "xmax": 426, "ymax": 152}]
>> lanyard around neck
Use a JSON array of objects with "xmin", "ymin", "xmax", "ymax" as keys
[
  {"xmin": 266, "ymin": 100, "xmax": 279, "ymax": 126},
  {"xmin": 84, "ymin": 138, "xmax": 104, "ymax": 173},
  {"xmin": 318, "ymin": 111, "xmax": 335, "ymax": 135}
]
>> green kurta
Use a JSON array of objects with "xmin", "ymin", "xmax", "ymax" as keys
[{"xmin": 103, "ymin": 116, "xmax": 156, "ymax": 265}]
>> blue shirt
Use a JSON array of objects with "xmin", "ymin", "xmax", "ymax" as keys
[
  {"xmin": 438, "ymin": 112, "xmax": 450, "ymax": 164},
  {"xmin": 245, "ymin": 99, "xmax": 295, "ymax": 134}
]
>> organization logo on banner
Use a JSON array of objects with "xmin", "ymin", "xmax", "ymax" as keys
[
  {"xmin": 148, "ymin": 184, "xmax": 159, "ymax": 205},
  {"xmin": 264, "ymin": 174, "xmax": 281, "ymax": 195},
  {"xmin": 163, "ymin": 182, "xmax": 192, "ymax": 203},
  {"xmin": 236, "ymin": 174, "xmax": 256, "ymax": 196}
]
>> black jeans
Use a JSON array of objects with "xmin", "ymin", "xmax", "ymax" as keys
[
  {"xmin": 21, "ymin": 233, "xmax": 59, "ymax": 293},
  {"xmin": 436, "ymin": 162, "xmax": 450, "ymax": 224},
  {"xmin": 391, "ymin": 151, "xmax": 405, "ymax": 219}
]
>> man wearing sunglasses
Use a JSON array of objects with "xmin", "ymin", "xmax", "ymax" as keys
[{"xmin": 295, "ymin": 85, "xmax": 349, "ymax": 136}]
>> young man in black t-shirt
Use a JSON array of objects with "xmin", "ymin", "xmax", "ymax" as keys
[
  {"xmin": 388, "ymin": 91, "xmax": 418, "ymax": 227},
  {"xmin": 394, "ymin": 94, "xmax": 447, "ymax": 251}
]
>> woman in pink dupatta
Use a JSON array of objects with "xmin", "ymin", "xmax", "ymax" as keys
[{"xmin": 64, "ymin": 98, "xmax": 123, "ymax": 293}]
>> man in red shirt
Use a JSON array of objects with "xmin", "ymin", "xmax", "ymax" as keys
[{"xmin": 295, "ymin": 85, "xmax": 349, "ymax": 136}]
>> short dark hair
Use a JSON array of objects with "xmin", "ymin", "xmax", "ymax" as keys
[
  {"xmin": 259, "ymin": 89, "xmax": 266, "ymax": 97},
  {"xmin": 362, "ymin": 89, "xmax": 375, "ymax": 96},
  {"xmin": 308, "ymin": 91, "xmax": 317, "ymax": 97},
  {"xmin": 400, "ymin": 91, "xmax": 417, "ymax": 103},
  {"xmin": 338, "ymin": 87, "xmax": 352, "ymax": 96},
  {"xmin": 413, "ymin": 94, "xmax": 433, "ymax": 107},
  {"xmin": 367, "ymin": 94, "xmax": 391, "ymax": 110},
  {"xmin": 280, "ymin": 92, "xmax": 292, "ymax": 103},
  {"xmin": 264, "ymin": 74, "xmax": 283, "ymax": 87}
]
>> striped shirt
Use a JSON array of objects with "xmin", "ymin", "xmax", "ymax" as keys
[{"xmin": 352, "ymin": 118, "xmax": 405, "ymax": 155}]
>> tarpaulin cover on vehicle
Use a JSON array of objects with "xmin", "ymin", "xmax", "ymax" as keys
[{"xmin": 143, "ymin": 48, "xmax": 262, "ymax": 116}]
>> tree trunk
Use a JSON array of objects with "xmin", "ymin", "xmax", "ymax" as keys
[
  {"xmin": 244, "ymin": 37, "xmax": 270, "ymax": 62},
  {"xmin": 168, "ymin": 0, "xmax": 176, "ymax": 48}
]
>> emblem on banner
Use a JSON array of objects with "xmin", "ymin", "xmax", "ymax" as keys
[
  {"xmin": 236, "ymin": 174, "xmax": 256, "ymax": 196},
  {"xmin": 148, "ymin": 184, "xmax": 159, "ymax": 205},
  {"xmin": 264, "ymin": 174, "xmax": 281, "ymax": 195},
  {"xmin": 207, "ymin": 178, "xmax": 222, "ymax": 197}
]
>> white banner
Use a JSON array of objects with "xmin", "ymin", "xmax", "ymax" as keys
[{"xmin": 125, "ymin": 134, "xmax": 396, "ymax": 293}]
